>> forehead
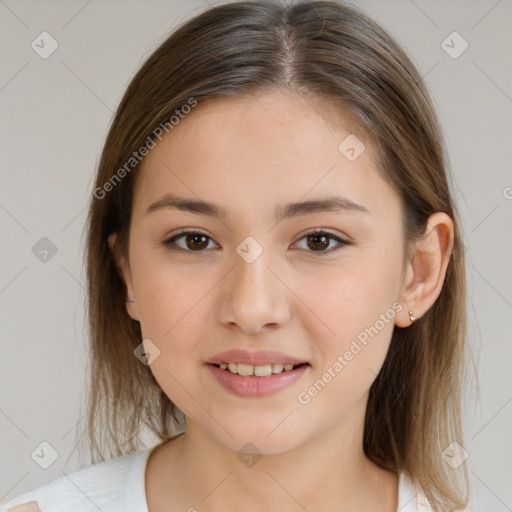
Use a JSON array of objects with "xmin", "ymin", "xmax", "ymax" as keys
[{"xmin": 133, "ymin": 90, "xmax": 399, "ymax": 222}]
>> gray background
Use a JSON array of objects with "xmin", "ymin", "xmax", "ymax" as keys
[{"xmin": 0, "ymin": 0, "xmax": 510, "ymax": 510}]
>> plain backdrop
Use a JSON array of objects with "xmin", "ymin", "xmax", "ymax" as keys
[{"xmin": 0, "ymin": 1, "xmax": 511, "ymax": 510}]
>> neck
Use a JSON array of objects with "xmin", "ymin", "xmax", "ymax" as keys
[{"xmin": 147, "ymin": 394, "xmax": 398, "ymax": 512}]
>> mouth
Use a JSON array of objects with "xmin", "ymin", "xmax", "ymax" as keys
[
  {"xmin": 208, "ymin": 362, "xmax": 310, "ymax": 377},
  {"xmin": 206, "ymin": 361, "xmax": 311, "ymax": 397}
]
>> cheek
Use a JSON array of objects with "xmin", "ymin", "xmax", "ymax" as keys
[
  {"xmin": 293, "ymin": 251, "xmax": 401, "ymax": 392},
  {"xmin": 295, "ymin": 285, "xmax": 397, "ymax": 420},
  {"xmin": 131, "ymin": 246, "xmax": 216, "ymax": 339},
  {"xmin": 131, "ymin": 258, "xmax": 213, "ymax": 414},
  {"xmin": 128, "ymin": 254, "xmax": 221, "ymax": 412},
  {"xmin": 296, "ymin": 251, "xmax": 401, "ymax": 341}
]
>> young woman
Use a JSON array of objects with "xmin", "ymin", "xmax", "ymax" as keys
[{"xmin": 1, "ymin": 1, "xmax": 472, "ymax": 511}]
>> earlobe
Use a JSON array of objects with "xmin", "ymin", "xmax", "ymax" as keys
[
  {"xmin": 395, "ymin": 212, "xmax": 454, "ymax": 328},
  {"xmin": 395, "ymin": 261, "xmax": 418, "ymax": 328}
]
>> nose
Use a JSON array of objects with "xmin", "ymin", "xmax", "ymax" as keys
[{"xmin": 216, "ymin": 247, "xmax": 291, "ymax": 335}]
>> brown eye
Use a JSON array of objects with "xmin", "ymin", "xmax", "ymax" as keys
[
  {"xmin": 163, "ymin": 230, "xmax": 218, "ymax": 252},
  {"xmin": 306, "ymin": 233, "xmax": 330, "ymax": 251},
  {"xmin": 294, "ymin": 230, "xmax": 349, "ymax": 255},
  {"xmin": 184, "ymin": 233, "xmax": 209, "ymax": 251}
]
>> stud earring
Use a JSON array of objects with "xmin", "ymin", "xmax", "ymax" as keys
[
  {"xmin": 126, "ymin": 298, "xmax": 135, "ymax": 303},
  {"xmin": 408, "ymin": 311, "xmax": 416, "ymax": 323}
]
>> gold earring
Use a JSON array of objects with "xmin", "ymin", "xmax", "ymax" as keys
[{"xmin": 409, "ymin": 311, "xmax": 416, "ymax": 323}]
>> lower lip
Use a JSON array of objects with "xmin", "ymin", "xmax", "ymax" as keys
[{"xmin": 206, "ymin": 363, "xmax": 310, "ymax": 397}]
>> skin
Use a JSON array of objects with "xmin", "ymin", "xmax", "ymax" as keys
[{"xmin": 109, "ymin": 89, "xmax": 454, "ymax": 512}]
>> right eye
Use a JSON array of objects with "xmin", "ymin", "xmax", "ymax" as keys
[{"xmin": 162, "ymin": 229, "xmax": 219, "ymax": 253}]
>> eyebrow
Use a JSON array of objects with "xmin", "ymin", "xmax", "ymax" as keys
[{"xmin": 146, "ymin": 193, "xmax": 370, "ymax": 220}]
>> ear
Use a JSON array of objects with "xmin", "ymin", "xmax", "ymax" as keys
[
  {"xmin": 395, "ymin": 212, "xmax": 454, "ymax": 328},
  {"xmin": 108, "ymin": 232, "xmax": 140, "ymax": 322}
]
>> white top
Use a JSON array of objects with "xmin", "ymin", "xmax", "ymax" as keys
[{"xmin": 0, "ymin": 444, "xmax": 460, "ymax": 512}]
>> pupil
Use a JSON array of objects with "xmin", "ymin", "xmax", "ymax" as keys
[
  {"xmin": 187, "ymin": 234, "xmax": 208, "ymax": 250},
  {"xmin": 308, "ymin": 234, "xmax": 328, "ymax": 251}
]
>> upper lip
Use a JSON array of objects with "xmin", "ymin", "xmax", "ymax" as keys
[{"xmin": 206, "ymin": 349, "xmax": 309, "ymax": 366}]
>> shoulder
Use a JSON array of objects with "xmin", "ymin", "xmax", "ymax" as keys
[
  {"xmin": 398, "ymin": 472, "xmax": 473, "ymax": 512},
  {"xmin": 0, "ymin": 448, "xmax": 151, "ymax": 512}
]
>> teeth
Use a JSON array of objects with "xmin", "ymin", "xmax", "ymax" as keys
[
  {"xmin": 272, "ymin": 363, "xmax": 284, "ymax": 373},
  {"xmin": 254, "ymin": 365, "xmax": 272, "ymax": 377},
  {"xmin": 237, "ymin": 363, "xmax": 254, "ymax": 376},
  {"xmin": 217, "ymin": 362, "xmax": 302, "ymax": 376}
]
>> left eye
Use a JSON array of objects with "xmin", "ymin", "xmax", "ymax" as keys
[
  {"xmin": 162, "ymin": 229, "xmax": 349, "ymax": 254},
  {"xmin": 293, "ymin": 230, "xmax": 349, "ymax": 254}
]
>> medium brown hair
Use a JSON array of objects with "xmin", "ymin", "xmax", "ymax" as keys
[{"xmin": 81, "ymin": 1, "xmax": 470, "ymax": 509}]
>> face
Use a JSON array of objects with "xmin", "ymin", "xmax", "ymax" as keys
[{"xmin": 115, "ymin": 89, "xmax": 408, "ymax": 454}]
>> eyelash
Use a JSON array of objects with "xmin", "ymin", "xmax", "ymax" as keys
[{"xmin": 162, "ymin": 228, "xmax": 350, "ymax": 256}]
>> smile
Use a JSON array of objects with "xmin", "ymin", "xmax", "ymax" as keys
[
  {"xmin": 206, "ymin": 362, "xmax": 310, "ymax": 397},
  {"xmin": 214, "ymin": 362, "xmax": 304, "ymax": 376}
]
